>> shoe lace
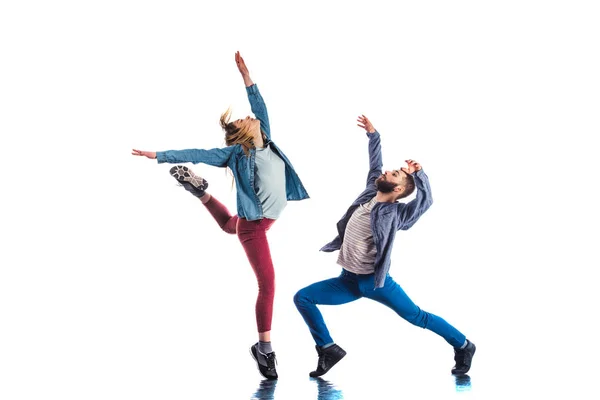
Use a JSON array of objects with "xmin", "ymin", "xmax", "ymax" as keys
[{"xmin": 265, "ymin": 353, "xmax": 277, "ymax": 370}]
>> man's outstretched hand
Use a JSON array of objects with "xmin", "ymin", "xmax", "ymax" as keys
[
  {"xmin": 401, "ymin": 159, "xmax": 422, "ymax": 174},
  {"xmin": 357, "ymin": 115, "xmax": 376, "ymax": 134}
]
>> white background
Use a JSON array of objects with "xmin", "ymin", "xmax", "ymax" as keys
[{"xmin": 1, "ymin": 1, "xmax": 599, "ymax": 399}]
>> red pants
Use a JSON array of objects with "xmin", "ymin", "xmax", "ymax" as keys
[{"xmin": 204, "ymin": 196, "xmax": 276, "ymax": 333}]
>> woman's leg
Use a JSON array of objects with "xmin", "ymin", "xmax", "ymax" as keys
[
  {"xmin": 237, "ymin": 217, "xmax": 279, "ymax": 379},
  {"xmin": 236, "ymin": 218, "xmax": 276, "ymax": 334},
  {"xmin": 202, "ymin": 195, "xmax": 238, "ymax": 234},
  {"xmin": 169, "ymin": 165, "xmax": 238, "ymax": 234}
]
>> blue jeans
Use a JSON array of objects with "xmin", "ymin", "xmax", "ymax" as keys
[{"xmin": 294, "ymin": 269, "xmax": 466, "ymax": 348}]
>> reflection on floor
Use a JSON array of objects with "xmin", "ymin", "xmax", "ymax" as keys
[
  {"xmin": 249, "ymin": 374, "xmax": 470, "ymax": 399},
  {"xmin": 454, "ymin": 374, "xmax": 471, "ymax": 392},
  {"xmin": 250, "ymin": 377, "xmax": 345, "ymax": 400},
  {"xmin": 312, "ymin": 377, "xmax": 344, "ymax": 400},
  {"xmin": 251, "ymin": 379, "xmax": 277, "ymax": 400}
]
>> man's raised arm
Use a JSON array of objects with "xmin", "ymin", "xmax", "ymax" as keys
[
  {"xmin": 397, "ymin": 160, "xmax": 433, "ymax": 229},
  {"xmin": 357, "ymin": 115, "xmax": 383, "ymax": 188}
]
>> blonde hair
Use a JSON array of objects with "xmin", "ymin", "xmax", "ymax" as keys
[{"xmin": 220, "ymin": 107, "xmax": 255, "ymax": 155}]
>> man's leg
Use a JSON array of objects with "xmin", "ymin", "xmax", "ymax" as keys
[
  {"xmin": 294, "ymin": 271, "xmax": 361, "ymax": 347},
  {"xmin": 294, "ymin": 270, "xmax": 360, "ymax": 377},
  {"xmin": 365, "ymin": 275, "xmax": 467, "ymax": 346},
  {"xmin": 364, "ymin": 274, "xmax": 475, "ymax": 374}
]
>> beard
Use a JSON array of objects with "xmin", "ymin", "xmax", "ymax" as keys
[{"xmin": 375, "ymin": 177, "xmax": 397, "ymax": 193}]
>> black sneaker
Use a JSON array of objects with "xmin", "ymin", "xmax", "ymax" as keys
[
  {"xmin": 250, "ymin": 343, "xmax": 278, "ymax": 380},
  {"xmin": 169, "ymin": 165, "xmax": 208, "ymax": 198},
  {"xmin": 309, "ymin": 344, "xmax": 346, "ymax": 378},
  {"xmin": 452, "ymin": 339, "xmax": 476, "ymax": 375}
]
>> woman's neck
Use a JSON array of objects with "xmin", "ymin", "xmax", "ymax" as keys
[{"xmin": 253, "ymin": 131, "xmax": 264, "ymax": 149}]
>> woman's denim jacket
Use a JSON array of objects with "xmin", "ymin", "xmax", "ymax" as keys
[{"xmin": 156, "ymin": 84, "xmax": 309, "ymax": 221}]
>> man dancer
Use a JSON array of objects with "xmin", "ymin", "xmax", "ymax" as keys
[{"xmin": 294, "ymin": 115, "xmax": 475, "ymax": 377}]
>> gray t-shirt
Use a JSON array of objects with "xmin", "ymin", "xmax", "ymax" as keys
[
  {"xmin": 337, "ymin": 197, "xmax": 378, "ymax": 274},
  {"xmin": 254, "ymin": 144, "xmax": 287, "ymax": 219}
]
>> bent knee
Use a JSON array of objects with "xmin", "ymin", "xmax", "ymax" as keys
[
  {"xmin": 293, "ymin": 289, "xmax": 310, "ymax": 306},
  {"xmin": 293, "ymin": 290, "xmax": 304, "ymax": 305},
  {"xmin": 221, "ymin": 224, "xmax": 237, "ymax": 235}
]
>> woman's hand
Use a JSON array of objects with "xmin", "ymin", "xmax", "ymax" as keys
[
  {"xmin": 132, "ymin": 149, "xmax": 156, "ymax": 159},
  {"xmin": 235, "ymin": 51, "xmax": 254, "ymax": 87}
]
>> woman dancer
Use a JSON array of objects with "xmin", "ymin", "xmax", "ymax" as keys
[{"xmin": 132, "ymin": 51, "xmax": 309, "ymax": 380}]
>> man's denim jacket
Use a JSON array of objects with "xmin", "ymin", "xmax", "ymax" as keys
[{"xmin": 320, "ymin": 131, "xmax": 433, "ymax": 288}]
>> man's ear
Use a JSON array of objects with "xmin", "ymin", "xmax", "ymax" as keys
[{"xmin": 393, "ymin": 185, "xmax": 404, "ymax": 194}]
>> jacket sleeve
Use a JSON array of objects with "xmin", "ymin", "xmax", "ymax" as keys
[
  {"xmin": 246, "ymin": 84, "xmax": 271, "ymax": 141},
  {"xmin": 365, "ymin": 131, "xmax": 383, "ymax": 189},
  {"xmin": 156, "ymin": 146, "xmax": 235, "ymax": 168},
  {"xmin": 397, "ymin": 169, "xmax": 433, "ymax": 230}
]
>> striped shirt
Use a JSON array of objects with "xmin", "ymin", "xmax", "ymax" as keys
[{"xmin": 337, "ymin": 197, "xmax": 378, "ymax": 274}]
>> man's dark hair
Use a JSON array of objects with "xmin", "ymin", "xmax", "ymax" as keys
[{"xmin": 397, "ymin": 174, "xmax": 416, "ymax": 200}]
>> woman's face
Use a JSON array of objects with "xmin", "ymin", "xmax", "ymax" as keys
[{"xmin": 233, "ymin": 115, "xmax": 260, "ymax": 132}]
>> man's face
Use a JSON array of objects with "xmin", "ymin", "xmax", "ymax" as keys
[{"xmin": 375, "ymin": 170, "xmax": 406, "ymax": 193}]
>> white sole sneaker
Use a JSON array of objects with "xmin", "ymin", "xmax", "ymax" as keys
[{"xmin": 169, "ymin": 165, "xmax": 206, "ymax": 189}]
